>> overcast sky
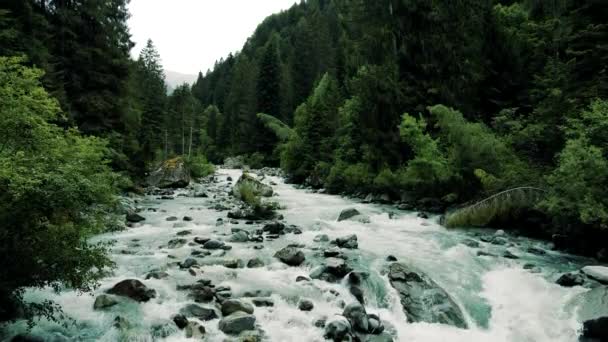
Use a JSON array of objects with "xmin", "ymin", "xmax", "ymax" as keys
[{"xmin": 128, "ymin": 0, "xmax": 297, "ymax": 75}]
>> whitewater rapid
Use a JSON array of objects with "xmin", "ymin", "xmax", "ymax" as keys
[{"xmin": 1, "ymin": 168, "xmax": 596, "ymax": 341}]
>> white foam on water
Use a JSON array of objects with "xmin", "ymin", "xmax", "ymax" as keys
[{"xmin": 3, "ymin": 168, "xmax": 591, "ymax": 342}]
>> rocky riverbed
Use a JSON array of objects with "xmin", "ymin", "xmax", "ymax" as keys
[{"xmin": 3, "ymin": 168, "xmax": 608, "ymax": 341}]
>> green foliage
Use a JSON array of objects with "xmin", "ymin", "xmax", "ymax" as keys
[
  {"xmin": 0, "ymin": 57, "xmax": 118, "ymax": 320},
  {"xmin": 257, "ymin": 113, "xmax": 294, "ymax": 142},
  {"xmin": 325, "ymin": 161, "xmax": 373, "ymax": 194},
  {"xmin": 399, "ymin": 113, "xmax": 452, "ymax": 194},
  {"xmin": 542, "ymin": 100, "xmax": 608, "ymax": 229},
  {"xmin": 235, "ymin": 177, "xmax": 277, "ymax": 219},
  {"xmin": 185, "ymin": 155, "xmax": 215, "ymax": 179},
  {"xmin": 429, "ymin": 105, "xmax": 532, "ymax": 195}
]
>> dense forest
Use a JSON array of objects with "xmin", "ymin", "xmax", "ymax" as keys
[{"xmin": 1, "ymin": 0, "xmax": 607, "ymax": 325}]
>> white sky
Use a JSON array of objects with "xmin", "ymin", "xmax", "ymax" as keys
[{"xmin": 128, "ymin": 0, "xmax": 297, "ymax": 75}]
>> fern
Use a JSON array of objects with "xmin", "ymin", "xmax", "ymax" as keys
[{"xmin": 444, "ymin": 187, "xmax": 546, "ymax": 228}]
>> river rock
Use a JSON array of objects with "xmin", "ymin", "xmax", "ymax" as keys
[
  {"xmin": 343, "ymin": 302, "xmax": 369, "ymax": 333},
  {"xmin": 247, "ymin": 258, "xmax": 265, "ymax": 268},
  {"xmin": 581, "ymin": 316, "xmax": 608, "ymax": 341},
  {"xmin": 314, "ymin": 234, "xmax": 330, "ymax": 242},
  {"xmin": 221, "ymin": 299, "xmax": 255, "ymax": 316},
  {"xmin": 126, "ymin": 213, "xmax": 145, "ymax": 223},
  {"xmin": 185, "ymin": 321, "xmax": 206, "ymax": 338},
  {"xmin": 93, "ymin": 294, "xmax": 119, "ymax": 310},
  {"xmin": 179, "ymin": 304, "xmax": 218, "ymax": 321},
  {"xmin": 461, "ymin": 239, "xmax": 480, "ymax": 248},
  {"xmin": 325, "ymin": 257, "xmax": 353, "ymax": 278},
  {"xmin": 298, "ymin": 299, "xmax": 314, "ymax": 311},
  {"xmin": 203, "ymin": 239, "xmax": 225, "ymax": 249},
  {"xmin": 145, "ymin": 271, "xmax": 169, "ymax": 280},
  {"xmin": 556, "ymin": 272, "xmax": 585, "ymax": 287},
  {"xmin": 333, "ymin": 234, "xmax": 358, "ymax": 249},
  {"xmin": 180, "ymin": 258, "xmax": 198, "ymax": 269},
  {"xmin": 367, "ymin": 313, "xmax": 385, "ymax": 334},
  {"xmin": 230, "ymin": 231, "xmax": 250, "ymax": 243},
  {"xmin": 274, "ymin": 246, "xmax": 305, "ymax": 266},
  {"xmin": 107, "ymin": 279, "xmax": 156, "ymax": 302},
  {"xmin": 263, "ymin": 221, "xmax": 285, "ymax": 234},
  {"xmin": 151, "ymin": 321, "xmax": 178, "ymax": 338},
  {"xmin": 172, "ymin": 313, "xmax": 188, "ymax": 329},
  {"xmin": 167, "ymin": 238, "xmax": 187, "ymax": 249},
  {"xmin": 189, "ymin": 285, "xmax": 215, "ymax": 303},
  {"xmin": 233, "ymin": 173, "xmax": 273, "ymax": 198},
  {"xmin": 218, "ymin": 311, "xmax": 256, "ymax": 335},
  {"xmin": 166, "ymin": 216, "xmax": 178, "ymax": 221},
  {"xmin": 324, "ymin": 316, "xmax": 352, "ymax": 341},
  {"xmin": 252, "ymin": 298, "xmax": 274, "ymax": 307},
  {"xmin": 582, "ymin": 266, "xmax": 608, "ymax": 283},
  {"xmin": 387, "ymin": 263, "xmax": 467, "ymax": 328},
  {"xmin": 147, "ymin": 157, "xmax": 190, "ymax": 188},
  {"xmin": 338, "ymin": 208, "xmax": 362, "ymax": 221},
  {"xmin": 350, "ymin": 285, "xmax": 365, "ymax": 304}
]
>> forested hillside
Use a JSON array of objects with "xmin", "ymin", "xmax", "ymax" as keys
[{"xmin": 191, "ymin": 0, "xmax": 608, "ymax": 257}]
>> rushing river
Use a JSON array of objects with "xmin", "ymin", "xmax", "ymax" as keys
[{"xmin": 2, "ymin": 169, "xmax": 601, "ymax": 342}]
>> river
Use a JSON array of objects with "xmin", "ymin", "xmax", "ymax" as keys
[{"xmin": 2, "ymin": 168, "xmax": 600, "ymax": 342}]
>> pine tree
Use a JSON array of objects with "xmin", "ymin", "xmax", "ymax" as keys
[{"xmin": 136, "ymin": 39, "xmax": 167, "ymax": 163}]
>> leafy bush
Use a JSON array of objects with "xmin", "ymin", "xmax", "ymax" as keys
[
  {"xmin": 429, "ymin": 105, "xmax": 533, "ymax": 196},
  {"xmin": 235, "ymin": 181, "xmax": 277, "ymax": 219},
  {"xmin": 185, "ymin": 154, "xmax": 215, "ymax": 178},
  {"xmin": 373, "ymin": 168, "xmax": 399, "ymax": 194},
  {"xmin": 325, "ymin": 161, "xmax": 373, "ymax": 194},
  {"xmin": 541, "ymin": 100, "xmax": 608, "ymax": 229},
  {"xmin": 0, "ymin": 57, "xmax": 118, "ymax": 321},
  {"xmin": 399, "ymin": 113, "xmax": 452, "ymax": 194}
]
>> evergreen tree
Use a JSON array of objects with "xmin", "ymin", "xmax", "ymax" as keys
[{"xmin": 135, "ymin": 39, "xmax": 167, "ymax": 164}]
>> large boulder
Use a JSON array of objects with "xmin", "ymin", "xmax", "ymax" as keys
[
  {"xmin": 581, "ymin": 316, "xmax": 608, "ymax": 341},
  {"xmin": 218, "ymin": 311, "xmax": 256, "ymax": 335},
  {"xmin": 126, "ymin": 212, "xmax": 145, "ymax": 223},
  {"xmin": 147, "ymin": 157, "xmax": 191, "ymax": 189},
  {"xmin": 274, "ymin": 246, "xmax": 305, "ymax": 266},
  {"xmin": 338, "ymin": 208, "xmax": 361, "ymax": 222},
  {"xmin": 582, "ymin": 266, "xmax": 608, "ymax": 284},
  {"xmin": 309, "ymin": 258, "xmax": 353, "ymax": 284},
  {"xmin": 233, "ymin": 173, "xmax": 273, "ymax": 198},
  {"xmin": 387, "ymin": 263, "xmax": 467, "ymax": 328},
  {"xmin": 106, "ymin": 279, "xmax": 156, "ymax": 302},
  {"xmin": 221, "ymin": 299, "xmax": 255, "ymax": 316}
]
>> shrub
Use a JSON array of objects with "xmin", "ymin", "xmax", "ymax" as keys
[
  {"xmin": 235, "ymin": 181, "xmax": 277, "ymax": 219},
  {"xmin": 0, "ymin": 57, "xmax": 118, "ymax": 321},
  {"xmin": 186, "ymin": 154, "xmax": 215, "ymax": 178}
]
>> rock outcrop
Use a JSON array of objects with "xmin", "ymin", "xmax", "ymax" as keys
[
  {"xmin": 106, "ymin": 279, "xmax": 156, "ymax": 302},
  {"xmin": 387, "ymin": 263, "xmax": 467, "ymax": 328},
  {"xmin": 147, "ymin": 157, "xmax": 190, "ymax": 189}
]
